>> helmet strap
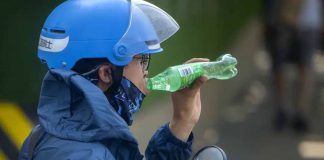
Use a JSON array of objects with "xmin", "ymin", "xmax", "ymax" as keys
[{"xmin": 106, "ymin": 66, "xmax": 124, "ymax": 95}]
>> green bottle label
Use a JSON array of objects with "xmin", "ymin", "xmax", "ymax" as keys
[{"xmin": 176, "ymin": 64, "xmax": 204, "ymax": 89}]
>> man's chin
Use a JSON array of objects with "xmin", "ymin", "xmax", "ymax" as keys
[
  {"xmin": 141, "ymin": 81, "xmax": 149, "ymax": 95},
  {"xmin": 142, "ymin": 88, "xmax": 149, "ymax": 96}
]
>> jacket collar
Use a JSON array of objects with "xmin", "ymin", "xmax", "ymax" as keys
[{"xmin": 37, "ymin": 69, "xmax": 137, "ymax": 144}]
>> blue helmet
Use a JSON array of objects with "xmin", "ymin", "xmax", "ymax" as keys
[{"xmin": 38, "ymin": 0, "xmax": 179, "ymax": 69}]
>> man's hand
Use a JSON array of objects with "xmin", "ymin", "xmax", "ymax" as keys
[{"xmin": 169, "ymin": 58, "xmax": 209, "ymax": 141}]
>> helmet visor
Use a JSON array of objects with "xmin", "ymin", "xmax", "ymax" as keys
[
  {"xmin": 113, "ymin": 0, "xmax": 179, "ymax": 65},
  {"xmin": 135, "ymin": 0, "xmax": 179, "ymax": 43}
]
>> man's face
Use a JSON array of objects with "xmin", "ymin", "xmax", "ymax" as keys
[{"xmin": 123, "ymin": 54, "xmax": 150, "ymax": 95}]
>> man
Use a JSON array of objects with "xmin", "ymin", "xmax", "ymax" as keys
[
  {"xmin": 264, "ymin": 0, "xmax": 323, "ymax": 133},
  {"xmin": 19, "ymin": 0, "xmax": 209, "ymax": 159}
]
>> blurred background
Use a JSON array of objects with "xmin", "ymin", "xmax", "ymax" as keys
[{"xmin": 1, "ymin": 0, "xmax": 324, "ymax": 159}]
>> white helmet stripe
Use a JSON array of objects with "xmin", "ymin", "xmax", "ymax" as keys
[
  {"xmin": 147, "ymin": 43, "xmax": 160, "ymax": 50},
  {"xmin": 38, "ymin": 35, "xmax": 69, "ymax": 52}
]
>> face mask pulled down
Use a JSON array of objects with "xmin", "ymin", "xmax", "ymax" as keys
[
  {"xmin": 105, "ymin": 77, "xmax": 145, "ymax": 125},
  {"xmin": 82, "ymin": 67, "xmax": 145, "ymax": 126}
]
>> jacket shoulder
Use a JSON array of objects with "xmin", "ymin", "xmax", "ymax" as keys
[{"xmin": 34, "ymin": 135, "xmax": 115, "ymax": 160}]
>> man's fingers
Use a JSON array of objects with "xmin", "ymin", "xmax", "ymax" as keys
[
  {"xmin": 184, "ymin": 58, "xmax": 210, "ymax": 64},
  {"xmin": 190, "ymin": 76, "xmax": 208, "ymax": 91}
]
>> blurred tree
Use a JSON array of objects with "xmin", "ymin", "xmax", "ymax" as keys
[{"xmin": 0, "ymin": 1, "xmax": 63, "ymax": 105}]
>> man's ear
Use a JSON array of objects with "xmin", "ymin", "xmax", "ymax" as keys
[{"xmin": 97, "ymin": 64, "xmax": 113, "ymax": 91}]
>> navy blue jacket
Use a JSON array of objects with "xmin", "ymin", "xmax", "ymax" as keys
[{"xmin": 19, "ymin": 69, "xmax": 193, "ymax": 160}]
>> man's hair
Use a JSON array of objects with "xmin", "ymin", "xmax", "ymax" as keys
[{"xmin": 71, "ymin": 58, "xmax": 109, "ymax": 74}]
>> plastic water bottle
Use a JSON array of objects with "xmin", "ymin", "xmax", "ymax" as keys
[{"xmin": 146, "ymin": 54, "xmax": 238, "ymax": 92}]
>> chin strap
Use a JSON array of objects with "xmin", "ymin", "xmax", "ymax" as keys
[
  {"xmin": 105, "ymin": 66, "xmax": 124, "ymax": 112},
  {"xmin": 106, "ymin": 66, "xmax": 124, "ymax": 95}
]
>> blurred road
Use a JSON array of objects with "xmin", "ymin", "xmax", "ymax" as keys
[{"xmin": 131, "ymin": 19, "xmax": 324, "ymax": 160}]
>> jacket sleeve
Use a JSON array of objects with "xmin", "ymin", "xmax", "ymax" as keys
[{"xmin": 145, "ymin": 123, "xmax": 194, "ymax": 160}]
